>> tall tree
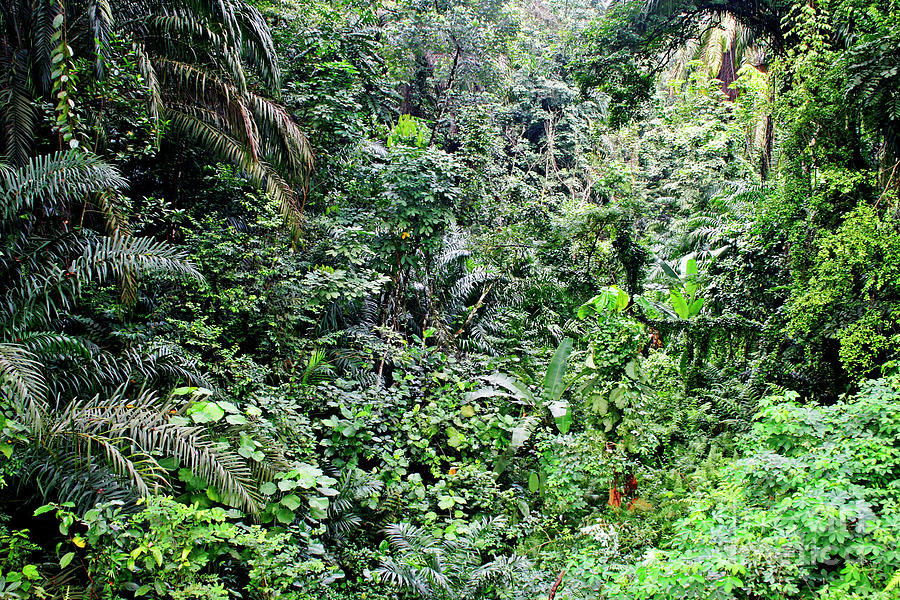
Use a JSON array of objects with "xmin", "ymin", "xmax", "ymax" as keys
[{"xmin": 0, "ymin": 0, "xmax": 313, "ymax": 223}]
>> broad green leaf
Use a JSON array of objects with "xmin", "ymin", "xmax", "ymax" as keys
[
  {"xmin": 218, "ymin": 401, "xmax": 239, "ymax": 414},
  {"xmin": 683, "ymin": 256, "xmax": 698, "ymax": 277},
  {"xmin": 689, "ymin": 297, "xmax": 704, "ymax": 316},
  {"xmin": 625, "ymin": 360, "xmax": 638, "ymax": 380},
  {"xmin": 613, "ymin": 387, "xmax": 628, "ymax": 409},
  {"xmin": 189, "ymin": 401, "xmax": 225, "ymax": 424},
  {"xmin": 225, "ymin": 414, "xmax": 247, "ymax": 425},
  {"xmin": 549, "ymin": 400, "xmax": 571, "ymax": 434},
  {"xmin": 660, "ymin": 261, "xmax": 679, "ymax": 280},
  {"xmin": 483, "ymin": 373, "xmax": 535, "ymax": 404},
  {"xmin": 275, "ymin": 508, "xmax": 295, "ymax": 524},
  {"xmin": 316, "ymin": 474, "xmax": 338, "ymax": 487},
  {"xmin": 614, "ymin": 286, "xmax": 630, "ymax": 312},
  {"xmin": 309, "ymin": 496, "xmax": 329, "ymax": 511},
  {"xmin": 591, "ymin": 394, "xmax": 609, "ymax": 415},
  {"xmin": 296, "ymin": 463, "xmax": 322, "ymax": 488},
  {"xmin": 542, "ymin": 337, "xmax": 573, "ymax": 403},
  {"xmin": 447, "ymin": 426, "xmax": 462, "ymax": 448},
  {"xmin": 280, "ymin": 494, "xmax": 302, "ymax": 510},
  {"xmin": 610, "ymin": 387, "xmax": 626, "ymax": 410},
  {"xmin": 669, "ymin": 290, "xmax": 690, "ymax": 319},
  {"xmin": 278, "ymin": 479, "xmax": 298, "ymax": 492},
  {"xmin": 510, "ymin": 415, "xmax": 536, "ymax": 451}
]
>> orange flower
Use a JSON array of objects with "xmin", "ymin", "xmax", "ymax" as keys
[{"xmin": 448, "ymin": 467, "xmax": 457, "ymax": 475}]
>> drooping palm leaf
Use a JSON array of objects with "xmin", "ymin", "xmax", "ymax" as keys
[{"xmin": 21, "ymin": 389, "xmax": 264, "ymax": 514}]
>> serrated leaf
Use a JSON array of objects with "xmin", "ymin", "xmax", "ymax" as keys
[{"xmin": 604, "ymin": 387, "xmax": 626, "ymax": 412}]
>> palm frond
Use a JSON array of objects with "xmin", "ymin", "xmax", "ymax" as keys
[
  {"xmin": 22, "ymin": 389, "xmax": 263, "ymax": 514},
  {"xmin": 0, "ymin": 342, "xmax": 48, "ymax": 422},
  {"xmin": 0, "ymin": 151, "xmax": 127, "ymax": 219}
]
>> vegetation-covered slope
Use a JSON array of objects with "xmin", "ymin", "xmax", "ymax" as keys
[{"xmin": 1, "ymin": 0, "xmax": 899, "ymax": 598}]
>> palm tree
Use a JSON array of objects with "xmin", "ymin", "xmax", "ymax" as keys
[
  {"xmin": 0, "ymin": 0, "xmax": 313, "ymax": 223},
  {"xmin": 18, "ymin": 388, "xmax": 263, "ymax": 514},
  {"xmin": 0, "ymin": 150, "xmax": 271, "ymax": 514},
  {"xmin": 377, "ymin": 516, "xmax": 532, "ymax": 599},
  {"xmin": 665, "ymin": 14, "xmax": 766, "ymax": 99},
  {"xmin": 641, "ymin": 0, "xmax": 791, "ymax": 53},
  {"xmin": 422, "ymin": 229, "xmax": 504, "ymax": 354}
]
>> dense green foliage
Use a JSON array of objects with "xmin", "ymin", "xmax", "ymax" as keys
[{"xmin": 2, "ymin": 0, "xmax": 900, "ymax": 598}]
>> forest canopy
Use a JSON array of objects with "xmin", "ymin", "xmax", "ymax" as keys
[{"xmin": 1, "ymin": 0, "xmax": 900, "ymax": 598}]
